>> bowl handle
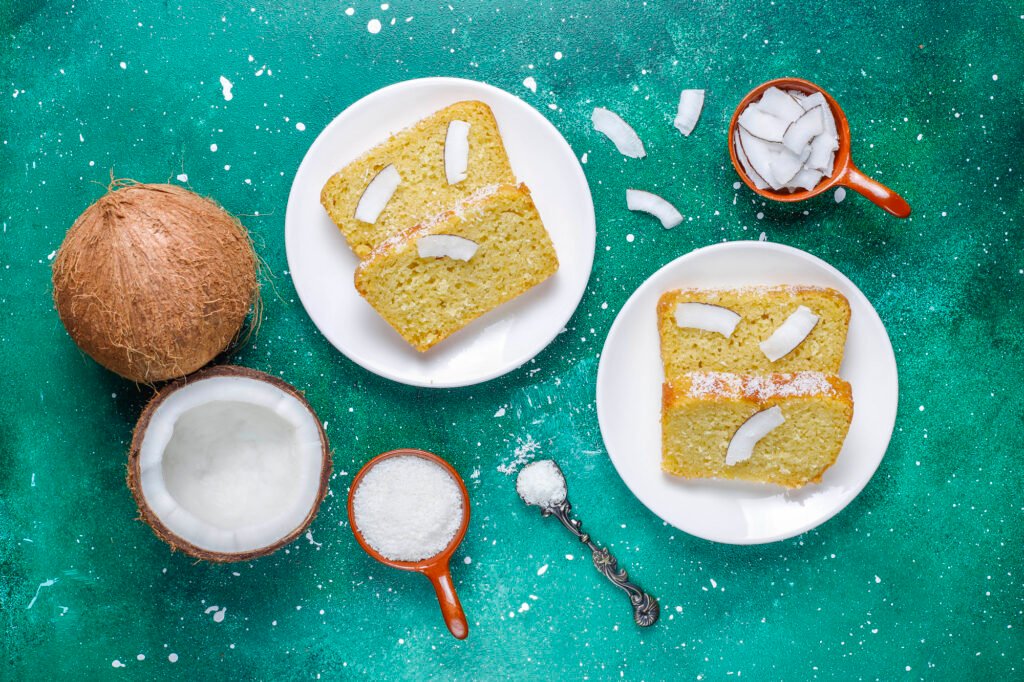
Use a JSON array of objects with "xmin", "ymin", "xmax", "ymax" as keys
[
  {"xmin": 839, "ymin": 163, "xmax": 911, "ymax": 218},
  {"xmin": 424, "ymin": 563, "xmax": 468, "ymax": 639}
]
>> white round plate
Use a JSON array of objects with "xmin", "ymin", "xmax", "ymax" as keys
[
  {"xmin": 596, "ymin": 241, "xmax": 898, "ymax": 545},
  {"xmin": 285, "ymin": 77, "xmax": 595, "ymax": 388}
]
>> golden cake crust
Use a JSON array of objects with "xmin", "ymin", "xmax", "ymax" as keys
[
  {"xmin": 657, "ymin": 286, "xmax": 851, "ymax": 381},
  {"xmin": 661, "ymin": 372, "xmax": 853, "ymax": 487},
  {"xmin": 353, "ymin": 183, "xmax": 558, "ymax": 351},
  {"xmin": 320, "ymin": 100, "xmax": 516, "ymax": 259}
]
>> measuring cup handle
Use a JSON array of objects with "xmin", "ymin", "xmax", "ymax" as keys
[
  {"xmin": 839, "ymin": 164, "xmax": 911, "ymax": 218},
  {"xmin": 424, "ymin": 564, "xmax": 468, "ymax": 639}
]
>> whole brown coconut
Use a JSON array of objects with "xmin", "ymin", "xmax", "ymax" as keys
[{"xmin": 52, "ymin": 183, "xmax": 258, "ymax": 383}]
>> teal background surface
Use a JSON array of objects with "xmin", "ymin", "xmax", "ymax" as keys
[{"xmin": 2, "ymin": 1, "xmax": 1022, "ymax": 679}]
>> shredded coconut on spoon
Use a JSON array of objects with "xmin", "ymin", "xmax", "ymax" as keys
[{"xmin": 516, "ymin": 459, "xmax": 567, "ymax": 508}]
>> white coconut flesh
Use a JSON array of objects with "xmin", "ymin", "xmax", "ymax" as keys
[
  {"xmin": 734, "ymin": 87, "xmax": 840, "ymax": 192},
  {"xmin": 726, "ymin": 406, "xmax": 785, "ymax": 466},
  {"xmin": 355, "ymin": 164, "xmax": 401, "ymax": 224},
  {"xmin": 417, "ymin": 234, "xmax": 479, "ymax": 261},
  {"xmin": 674, "ymin": 302, "xmax": 741, "ymax": 337},
  {"xmin": 444, "ymin": 120, "xmax": 471, "ymax": 185},
  {"xmin": 674, "ymin": 89, "xmax": 705, "ymax": 137},
  {"xmin": 626, "ymin": 189, "xmax": 683, "ymax": 228},
  {"xmin": 591, "ymin": 107, "xmax": 646, "ymax": 158},
  {"xmin": 760, "ymin": 305, "xmax": 820, "ymax": 362},
  {"xmin": 137, "ymin": 375, "xmax": 325, "ymax": 555}
]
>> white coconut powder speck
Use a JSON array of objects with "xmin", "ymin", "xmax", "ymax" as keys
[{"xmin": 352, "ymin": 456, "xmax": 463, "ymax": 562}]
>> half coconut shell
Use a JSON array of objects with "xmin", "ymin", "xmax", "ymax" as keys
[{"xmin": 127, "ymin": 365, "xmax": 331, "ymax": 562}]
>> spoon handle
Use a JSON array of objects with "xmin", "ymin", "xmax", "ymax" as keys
[{"xmin": 545, "ymin": 500, "xmax": 660, "ymax": 627}]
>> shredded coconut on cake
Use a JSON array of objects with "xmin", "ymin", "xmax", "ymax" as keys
[{"xmin": 684, "ymin": 371, "xmax": 837, "ymax": 400}]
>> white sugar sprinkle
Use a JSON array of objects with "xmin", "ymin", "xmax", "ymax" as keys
[
  {"xmin": 523, "ymin": 76, "xmax": 537, "ymax": 93},
  {"xmin": 367, "ymin": 18, "xmax": 382, "ymax": 33},
  {"xmin": 834, "ymin": 187, "xmax": 847, "ymax": 203}
]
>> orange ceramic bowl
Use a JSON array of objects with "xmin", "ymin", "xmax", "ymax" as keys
[
  {"xmin": 348, "ymin": 448, "xmax": 471, "ymax": 639},
  {"xmin": 728, "ymin": 77, "xmax": 911, "ymax": 218}
]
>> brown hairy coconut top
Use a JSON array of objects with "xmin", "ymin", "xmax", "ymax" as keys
[
  {"xmin": 52, "ymin": 182, "xmax": 258, "ymax": 383},
  {"xmin": 126, "ymin": 365, "xmax": 333, "ymax": 562}
]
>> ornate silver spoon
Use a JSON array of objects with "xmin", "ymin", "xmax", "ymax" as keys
[{"xmin": 516, "ymin": 459, "xmax": 659, "ymax": 627}]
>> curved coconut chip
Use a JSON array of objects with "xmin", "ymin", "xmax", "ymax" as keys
[{"xmin": 127, "ymin": 365, "xmax": 332, "ymax": 563}]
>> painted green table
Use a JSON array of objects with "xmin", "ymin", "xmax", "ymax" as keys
[{"xmin": 2, "ymin": 1, "xmax": 1021, "ymax": 678}]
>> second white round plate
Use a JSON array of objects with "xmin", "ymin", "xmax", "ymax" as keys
[
  {"xmin": 285, "ymin": 77, "xmax": 595, "ymax": 388},
  {"xmin": 596, "ymin": 241, "xmax": 898, "ymax": 544}
]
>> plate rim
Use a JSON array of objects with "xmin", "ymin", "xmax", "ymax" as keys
[
  {"xmin": 284, "ymin": 76, "xmax": 595, "ymax": 388},
  {"xmin": 596, "ymin": 240, "xmax": 899, "ymax": 545}
]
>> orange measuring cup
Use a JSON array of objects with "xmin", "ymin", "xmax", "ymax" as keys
[
  {"xmin": 728, "ymin": 77, "xmax": 911, "ymax": 218},
  {"xmin": 348, "ymin": 448, "xmax": 471, "ymax": 639}
]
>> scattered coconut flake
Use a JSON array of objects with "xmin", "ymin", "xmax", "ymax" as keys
[
  {"xmin": 296, "ymin": 122, "xmax": 306, "ymax": 131},
  {"xmin": 444, "ymin": 120, "xmax": 471, "ymax": 185},
  {"xmin": 516, "ymin": 460, "xmax": 567, "ymax": 508},
  {"xmin": 354, "ymin": 165, "xmax": 401, "ymax": 223},
  {"xmin": 176, "ymin": 173, "xmax": 188, "ymax": 183},
  {"xmin": 625, "ymin": 189, "xmax": 682, "ymax": 228},
  {"xmin": 367, "ymin": 18, "xmax": 382, "ymax": 33},
  {"xmin": 537, "ymin": 564, "xmax": 549, "ymax": 575},
  {"xmin": 168, "ymin": 654, "xmax": 179, "ymax": 663},
  {"xmin": 673, "ymin": 89, "xmax": 705, "ymax": 136},
  {"xmin": 219, "ymin": 76, "xmax": 233, "ymax": 102},
  {"xmin": 834, "ymin": 187, "xmax": 847, "ymax": 203},
  {"xmin": 497, "ymin": 435, "xmax": 541, "ymax": 475},
  {"xmin": 494, "ymin": 407, "xmax": 506, "ymax": 418},
  {"xmin": 591, "ymin": 107, "xmax": 646, "ymax": 158},
  {"xmin": 725, "ymin": 406, "xmax": 785, "ymax": 465},
  {"xmin": 523, "ymin": 76, "xmax": 537, "ymax": 92},
  {"xmin": 759, "ymin": 306, "xmax": 820, "ymax": 361}
]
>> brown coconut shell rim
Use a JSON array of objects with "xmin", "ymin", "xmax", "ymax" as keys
[{"xmin": 127, "ymin": 365, "xmax": 332, "ymax": 562}]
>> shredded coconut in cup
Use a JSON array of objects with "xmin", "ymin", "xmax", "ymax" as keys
[{"xmin": 352, "ymin": 455, "xmax": 464, "ymax": 562}]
